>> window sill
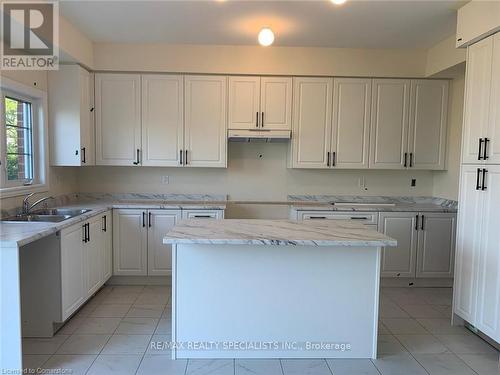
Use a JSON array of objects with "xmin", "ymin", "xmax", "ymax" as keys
[{"xmin": 0, "ymin": 184, "xmax": 48, "ymax": 199}]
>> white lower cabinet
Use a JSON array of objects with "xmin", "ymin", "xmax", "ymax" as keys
[
  {"xmin": 379, "ymin": 212, "xmax": 456, "ymax": 278},
  {"xmin": 454, "ymin": 165, "xmax": 500, "ymax": 343},
  {"xmin": 293, "ymin": 209, "xmax": 456, "ymax": 279},
  {"xmin": 148, "ymin": 210, "xmax": 181, "ymax": 276},
  {"xmin": 113, "ymin": 208, "xmax": 224, "ymax": 276},
  {"xmin": 60, "ymin": 211, "xmax": 113, "ymax": 321}
]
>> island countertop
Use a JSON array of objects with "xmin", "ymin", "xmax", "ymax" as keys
[{"xmin": 163, "ymin": 219, "xmax": 397, "ymax": 247}]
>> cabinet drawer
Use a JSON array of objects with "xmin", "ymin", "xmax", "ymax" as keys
[
  {"xmin": 298, "ymin": 211, "xmax": 378, "ymax": 225},
  {"xmin": 182, "ymin": 210, "xmax": 224, "ymax": 219}
]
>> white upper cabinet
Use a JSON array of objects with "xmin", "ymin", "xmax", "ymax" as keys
[
  {"xmin": 48, "ymin": 65, "xmax": 94, "ymax": 166},
  {"xmin": 291, "ymin": 77, "xmax": 333, "ymax": 169},
  {"xmin": 228, "ymin": 76, "xmax": 291, "ymax": 131},
  {"xmin": 408, "ymin": 80, "xmax": 449, "ymax": 170},
  {"xmin": 331, "ymin": 78, "xmax": 371, "ymax": 169},
  {"xmin": 184, "ymin": 75, "xmax": 227, "ymax": 168},
  {"xmin": 141, "ymin": 75, "xmax": 184, "ymax": 167},
  {"xmin": 487, "ymin": 32, "xmax": 500, "ymax": 164},
  {"xmin": 462, "ymin": 37, "xmax": 494, "ymax": 164},
  {"xmin": 228, "ymin": 76, "xmax": 260, "ymax": 130},
  {"xmin": 456, "ymin": 1, "xmax": 500, "ymax": 47},
  {"xmin": 260, "ymin": 77, "xmax": 292, "ymax": 130},
  {"xmin": 369, "ymin": 79, "xmax": 411, "ymax": 169},
  {"xmin": 95, "ymin": 73, "xmax": 141, "ymax": 166}
]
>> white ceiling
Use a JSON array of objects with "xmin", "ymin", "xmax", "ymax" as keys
[{"xmin": 60, "ymin": 0, "xmax": 465, "ymax": 49}]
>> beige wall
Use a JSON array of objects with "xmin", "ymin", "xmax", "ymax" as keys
[
  {"xmin": 433, "ymin": 71, "xmax": 465, "ymax": 200},
  {"xmin": 93, "ymin": 43, "xmax": 428, "ymax": 77},
  {"xmin": 425, "ymin": 35, "xmax": 466, "ymax": 77},
  {"xmin": 0, "ymin": 71, "xmax": 79, "ymax": 211}
]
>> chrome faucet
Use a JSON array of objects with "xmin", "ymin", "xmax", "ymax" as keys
[{"xmin": 22, "ymin": 193, "xmax": 54, "ymax": 215}]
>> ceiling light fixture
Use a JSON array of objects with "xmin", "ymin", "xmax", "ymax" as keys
[
  {"xmin": 331, "ymin": 0, "xmax": 347, "ymax": 4},
  {"xmin": 258, "ymin": 27, "xmax": 274, "ymax": 46}
]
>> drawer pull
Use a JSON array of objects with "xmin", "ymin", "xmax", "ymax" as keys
[
  {"xmin": 350, "ymin": 217, "xmax": 368, "ymax": 220},
  {"xmin": 192, "ymin": 215, "xmax": 213, "ymax": 218},
  {"xmin": 308, "ymin": 216, "xmax": 326, "ymax": 219}
]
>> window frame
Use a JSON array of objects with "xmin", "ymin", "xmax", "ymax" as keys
[{"xmin": 0, "ymin": 77, "xmax": 48, "ymax": 198}]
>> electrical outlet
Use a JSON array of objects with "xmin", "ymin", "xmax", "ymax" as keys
[
  {"xmin": 411, "ymin": 178, "xmax": 416, "ymax": 187},
  {"xmin": 161, "ymin": 176, "xmax": 169, "ymax": 185}
]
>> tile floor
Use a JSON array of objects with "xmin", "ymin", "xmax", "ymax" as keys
[{"xmin": 21, "ymin": 286, "xmax": 500, "ymax": 375}]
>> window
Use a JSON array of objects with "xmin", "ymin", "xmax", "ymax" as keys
[
  {"xmin": 5, "ymin": 96, "xmax": 34, "ymax": 184},
  {"xmin": 1, "ymin": 77, "xmax": 48, "ymax": 196}
]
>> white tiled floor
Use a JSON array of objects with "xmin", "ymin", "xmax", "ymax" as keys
[{"xmin": 21, "ymin": 286, "xmax": 500, "ymax": 375}]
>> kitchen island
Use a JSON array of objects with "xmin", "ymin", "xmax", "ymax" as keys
[{"xmin": 163, "ymin": 219, "xmax": 397, "ymax": 359}]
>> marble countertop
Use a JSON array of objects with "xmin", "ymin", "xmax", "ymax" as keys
[
  {"xmin": 163, "ymin": 219, "xmax": 397, "ymax": 247},
  {"xmin": 288, "ymin": 195, "xmax": 457, "ymax": 213},
  {"xmin": 1, "ymin": 198, "xmax": 226, "ymax": 248}
]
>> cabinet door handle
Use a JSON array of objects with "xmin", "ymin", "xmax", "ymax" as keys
[
  {"xmin": 309, "ymin": 216, "xmax": 326, "ymax": 219},
  {"xmin": 133, "ymin": 149, "xmax": 140, "ymax": 165},
  {"xmin": 482, "ymin": 169, "xmax": 488, "ymax": 191},
  {"xmin": 81, "ymin": 147, "xmax": 86, "ymax": 164},
  {"xmin": 87, "ymin": 223, "xmax": 90, "ymax": 242},
  {"xmin": 256, "ymin": 111, "xmax": 259, "ymax": 128},
  {"xmin": 332, "ymin": 151, "xmax": 336, "ymax": 167},
  {"xmin": 261, "ymin": 112, "xmax": 264, "ymax": 128},
  {"xmin": 102, "ymin": 215, "xmax": 107, "ymax": 232},
  {"xmin": 478, "ymin": 138, "xmax": 484, "ymax": 160},
  {"xmin": 350, "ymin": 217, "xmax": 368, "ymax": 220},
  {"xmin": 483, "ymin": 138, "xmax": 489, "ymax": 160},
  {"xmin": 149, "ymin": 212, "xmax": 152, "ymax": 227},
  {"xmin": 185, "ymin": 150, "xmax": 188, "ymax": 165},
  {"xmin": 142, "ymin": 212, "xmax": 146, "ymax": 227},
  {"xmin": 404, "ymin": 152, "xmax": 408, "ymax": 167},
  {"xmin": 415, "ymin": 215, "xmax": 419, "ymax": 231},
  {"xmin": 327, "ymin": 152, "xmax": 330, "ymax": 167},
  {"xmin": 192, "ymin": 215, "xmax": 213, "ymax": 218},
  {"xmin": 179, "ymin": 150, "xmax": 183, "ymax": 165},
  {"xmin": 476, "ymin": 168, "xmax": 482, "ymax": 190},
  {"xmin": 409, "ymin": 153, "xmax": 413, "ymax": 168},
  {"xmin": 421, "ymin": 215, "xmax": 425, "ymax": 230},
  {"xmin": 82, "ymin": 224, "xmax": 87, "ymax": 243}
]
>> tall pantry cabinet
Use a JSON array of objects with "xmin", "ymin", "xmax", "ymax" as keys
[{"xmin": 453, "ymin": 31, "xmax": 500, "ymax": 344}]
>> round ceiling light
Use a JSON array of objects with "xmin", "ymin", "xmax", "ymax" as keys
[
  {"xmin": 331, "ymin": 0, "xmax": 347, "ymax": 4},
  {"xmin": 258, "ymin": 27, "xmax": 275, "ymax": 47}
]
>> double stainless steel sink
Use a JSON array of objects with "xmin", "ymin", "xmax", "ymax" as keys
[{"xmin": 4, "ymin": 209, "xmax": 92, "ymax": 223}]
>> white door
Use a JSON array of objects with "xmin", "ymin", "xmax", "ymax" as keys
[
  {"xmin": 184, "ymin": 75, "xmax": 227, "ymax": 167},
  {"xmin": 141, "ymin": 75, "xmax": 184, "ymax": 166},
  {"xmin": 113, "ymin": 209, "xmax": 148, "ymax": 276},
  {"xmin": 408, "ymin": 80, "xmax": 449, "ymax": 170},
  {"xmin": 378, "ymin": 212, "xmax": 418, "ymax": 277},
  {"xmin": 101, "ymin": 211, "xmax": 112, "ymax": 282},
  {"xmin": 60, "ymin": 223, "xmax": 85, "ymax": 321},
  {"xmin": 147, "ymin": 210, "xmax": 181, "ymax": 276},
  {"xmin": 453, "ymin": 166, "xmax": 485, "ymax": 323},
  {"xmin": 475, "ymin": 165, "xmax": 500, "ymax": 341},
  {"xmin": 291, "ymin": 77, "xmax": 333, "ymax": 169},
  {"xmin": 416, "ymin": 213, "xmax": 456, "ymax": 278},
  {"xmin": 85, "ymin": 217, "xmax": 102, "ymax": 297},
  {"xmin": 228, "ymin": 76, "xmax": 260, "ymax": 130},
  {"xmin": 79, "ymin": 68, "xmax": 95, "ymax": 166},
  {"xmin": 260, "ymin": 77, "xmax": 292, "ymax": 130},
  {"xmin": 486, "ymin": 33, "xmax": 500, "ymax": 164},
  {"xmin": 181, "ymin": 210, "xmax": 225, "ymax": 219},
  {"xmin": 369, "ymin": 79, "xmax": 410, "ymax": 169},
  {"xmin": 331, "ymin": 78, "xmax": 371, "ymax": 169},
  {"xmin": 95, "ymin": 74, "xmax": 141, "ymax": 166},
  {"xmin": 462, "ymin": 37, "xmax": 493, "ymax": 164}
]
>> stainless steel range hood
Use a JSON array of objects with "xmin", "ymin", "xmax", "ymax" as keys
[{"xmin": 228, "ymin": 130, "xmax": 291, "ymax": 143}]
